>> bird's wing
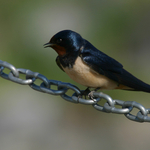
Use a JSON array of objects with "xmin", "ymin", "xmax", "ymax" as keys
[
  {"xmin": 80, "ymin": 47, "xmax": 123, "ymax": 83},
  {"xmin": 56, "ymin": 56, "xmax": 65, "ymax": 72}
]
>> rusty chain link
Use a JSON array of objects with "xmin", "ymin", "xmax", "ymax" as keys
[{"xmin": 0, "ymin": 59, "xmax": 150, "ymax": 123}]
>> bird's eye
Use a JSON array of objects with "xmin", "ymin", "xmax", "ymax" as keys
[{"xmin": 57, "ymin": 38, "xmax": 62, "ymax": 43}]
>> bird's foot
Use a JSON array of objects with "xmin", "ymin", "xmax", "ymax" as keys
[
  {"xmin": 88, "ymin": 88, "xmax": 100, "ymax": 100},
  {"xmin": 78, "ymin": 87, "xmax": 91, "ymax": 99},
  {"xmin": 88, "ymin": 91, "xmax": 95, "ymax": 100}
]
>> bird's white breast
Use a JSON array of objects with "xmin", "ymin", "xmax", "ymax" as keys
[{"xmin": 62, "ymin": 56, "xmax": 118, "ymax": 90}]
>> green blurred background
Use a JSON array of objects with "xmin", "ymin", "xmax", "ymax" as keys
[{"xmin": 0, "ymin": 0, "xmax": 150, "ymax": 150}]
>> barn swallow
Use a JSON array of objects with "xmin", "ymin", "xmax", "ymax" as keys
[{"xmin": 44, "ymin": 30, "xmax": 150, "ymax": 93}]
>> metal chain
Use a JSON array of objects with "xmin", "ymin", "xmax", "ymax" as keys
[{"xmin": 0, "ymin": 59, "xmax": 150, "ymax": 123}]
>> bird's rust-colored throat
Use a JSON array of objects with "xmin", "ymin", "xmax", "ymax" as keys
[{"xmin": 51, "ymin": 45, "xmax": 66, "ymax": 56}]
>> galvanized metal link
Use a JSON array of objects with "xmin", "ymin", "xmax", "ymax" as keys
[{"xmin": 0, "ymin": 59, "xmax": 150, "ymax": 123}]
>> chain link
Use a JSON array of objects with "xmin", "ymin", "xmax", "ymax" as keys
[{"xmin": 0, "ymin": 59, "xmax": 150, "ymax": 123}]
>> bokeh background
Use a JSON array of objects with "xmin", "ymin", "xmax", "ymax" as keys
[{"xmin": 0, "ymin": 0, "xmax": 150, "ymax": 150}]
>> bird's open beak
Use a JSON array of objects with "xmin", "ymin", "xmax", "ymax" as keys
[{"xmin": 43, "ymin": 42, "xmax": 55, "ymax": 48}]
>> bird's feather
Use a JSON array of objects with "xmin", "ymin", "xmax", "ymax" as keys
[{"xmin": 56, "ymin": 56, "xmax": 64, "ymax": 72}]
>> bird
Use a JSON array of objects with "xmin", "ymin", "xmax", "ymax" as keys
[{"xmin": 44, "ymin": 30, "xmax": 150, "ymax": 94}]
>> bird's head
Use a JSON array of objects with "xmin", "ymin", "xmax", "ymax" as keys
[{"xmin": 44, "ymin": 30, "xmax": 84, "ymax": 56}]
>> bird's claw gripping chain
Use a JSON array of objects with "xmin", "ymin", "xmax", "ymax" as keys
[{"xmin": 0, "ymin": 59, "xmax": 150, "ymax": 123}]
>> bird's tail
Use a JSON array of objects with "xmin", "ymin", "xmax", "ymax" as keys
[{"xmin": 116, "ymin": 69, "xmax": 150, "ymax": 93}]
